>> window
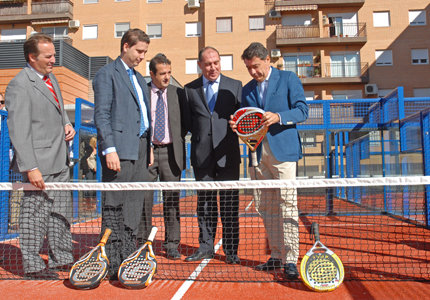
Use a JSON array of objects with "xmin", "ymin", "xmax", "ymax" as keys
[
  {"xmin": 220, "ymin": 55, "xmax": 233, "ymax": 71},
  {"xmin": 185, "ymin": 22, "xmax": 201, "ymax": 37},
  {"xmin": 284, "ymin": 53, "xmax": 313, "ymax": 78},
  {"xmin": 115, "ymin": 0, "xmax": 130, "ymax": 2},
  {"xmin": 375, "ymin": 50, "xmax": 393, "ymax": 66},
  {"xmin": 378, "ymin": 89, "xmax": 394, "ymax": 97},
  {"xmin": 330, "ymin": 52, "xmax": 360, "ymax": 77},
  {"xmin": 332, "ymin": 90, "xmax": 362, "ymax": 100},
  {"xmin": 42, "ymin": 27, "xmax": 68, "ymax": 39},
  {"xmin": 147, "ymin": 0, "xmax": 162, "ymax": 2},
  {"xmin": 146, "ymin": 61, "xmax": 150, "ymax": 76},
  {"xmin": 409, "ymin": 10, "xmax": 426, "ymax": 26},
  {"xmin": 304, "ymin": 91, "xmax": 315, "ymax": 101},
  {"xmin": 115, "ymin": 23, "xmax": 130, "ymax": 38},
  {"xmin": 411, "ymin": 49, "xmax": 429, "ymax": 65},
  {"xmin": 216, "ymin": 17, "xmax": 232, "ymax": 33},
  {"xmin": 84, "ymin": 0, "xmax": 98, "ymax": 3},
  {"xmin": 413, "ymin": 88, "xmax": 430, "ymax": 97},
  {"xmin": 249, "ymin": 16, "xmax": 265, "ymax": 31},
  {"xmin": 82, "ymin": 25, "xmax": 98, "ymax": 40},
  {"xmin": 186, "ymin": 59, "xmax": 200, "ymax": 74},
  {"xmin": 1, "ymin": 29, "xmax": 26, "ymax": 41},
  {"xmin": 373, "ymin": 11, "xmax": 390, "ymax": 27},
  {"xmin": 147, "ymin": 24, "xmax": 162, "ymax": 39}
]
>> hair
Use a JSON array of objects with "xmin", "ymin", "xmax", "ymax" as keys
[
  {"xmin": 120, "ymin": 28, "xmax": 150, "ymax": 53},
  {"xmin": 241, "ymin": 42, "xmax": 269, "ymax": 61},
  {"xmin": 149, "ymin": 53, "xmax": 171, "ymax": 75},
  {"xmin": 198, "ymin": 46, "xmax": 220, "ymax": 62},
  {"xmin": 23, "ymin": 33, "xmax": 53, "ymax": 62},
  {"xmin": 89, "ymin": 137, "xmax": 97, "ymax": 149}
]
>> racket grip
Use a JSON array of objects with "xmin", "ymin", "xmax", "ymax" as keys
[
  {"xmin": 251, "ymin": 151, "xmax": 258, "ymax": 167},
  {"xmin": 311, "ymin": 223, "xmax": 320, "ymax": 241},
  {"xmin": 147, "ymin": 226, "xmax": 158, "ymax": 242},
  {"xmin": 100, "ymin": 228, "xmax": 112, "ymax": 246}
]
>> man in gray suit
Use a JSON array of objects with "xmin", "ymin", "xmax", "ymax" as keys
[
  {"xmin": 137, "ymin": 53, "xmax": 186, "ymax": 259},
  {"xmin": 5, "ymin": 33, "xmax": 76, "ymax": 279},
  {"xmin": 93, "ymin": 28, "xmax": 152, "ymax": 280},
  {"xmin": 183, "ymin": 47, "xmax": 242, "ymax": 264}
]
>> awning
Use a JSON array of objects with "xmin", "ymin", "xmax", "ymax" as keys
[
  {"xmin": 31, "ymin": 19, "xmax": 69, "ymax": 25},
  {"xmin": 276, "ymin": 4, "xmax": 318, "ymax": 11}
]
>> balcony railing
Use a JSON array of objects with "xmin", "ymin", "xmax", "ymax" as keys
[
  {"xmin": 32, "ymin": 0, "xmax": 73, "ymax": 15},
  {"xmin": 276, "ymin": 25, "xmax": 319, "ymax": 39},
  {"xmin": 283, "ymin": 62, "xmax": 369, "ymax": 81},
  {"xmin": 0, "ymin": 2, "xmax": 27, "ymax": 16}
]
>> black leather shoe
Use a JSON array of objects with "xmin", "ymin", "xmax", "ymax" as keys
[
  {"xmin": 284, "ymin": 263, "xmax": 299, "ymax": 279},
  {"xmin": 24, "ymin": 269, "xmax": 59, "ymax": 280},
  {"xmin": 166, "ymin": 249, "xmax": 181, "ymax": 260},
  {"xmin": 185, "ymin": 250, "xmax": 213, "ymax": 262},
  {"xmin": 226, "ymin": 255, "xmax": 240, "ymax": 264},
  {"xmin": 255, "ymin": 258, "xmax": 283, "ymax": 271}
]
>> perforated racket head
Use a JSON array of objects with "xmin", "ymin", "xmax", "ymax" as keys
[
  {"xmin": 232, "ymin": 107, "xmax": 266, "ymax": 138},
  {"xmin": 118, "ymin": 246, "xmax": 157, "ymax": 288}
]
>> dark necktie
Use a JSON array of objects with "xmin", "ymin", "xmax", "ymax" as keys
[
  {"xmin": 43, "ymin": 75, "xmax": 60, "ymax": 110},
  {"xmin": 154, "ymin": 90, "xmax": 165, "ymax": 143},
  {"xmin": 127, "ymin": 68, "xmax": 146, "ymax": 136},
  {"xmin": 206, "ymin": 81, "xmax": 216, "ymax": 113}
]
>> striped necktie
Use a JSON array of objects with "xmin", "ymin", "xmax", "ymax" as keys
[{"xmin": 43, "ymin": 75, "xmax": 60, "ymax": 110}]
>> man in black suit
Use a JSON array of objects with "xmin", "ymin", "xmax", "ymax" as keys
[
  {"xmin": 93, "ymin": 29, "xmax": 152, "ymax": 279},
  {"xmin": 137, "ymin": 53, "xmax": 186, "ymax": 259},
  {"xmin": 183, "ymin": 47, "xmax": 242, "ymax": 264}
]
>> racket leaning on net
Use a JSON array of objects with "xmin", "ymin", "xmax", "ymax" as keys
[
  {"xmin": 69, "ymin": 228, "xmax": 112, "ymax": 289},
  {"xmin": 232, "ymin": 107, "xmax": 268, "ymax": 167},
  {"xmin": 300, "ymin": 222, "xmax": 344, "ymax": 292},
  {"xmin": 118, "ymin": 226, "xmax": 158, "ymax": 289}
]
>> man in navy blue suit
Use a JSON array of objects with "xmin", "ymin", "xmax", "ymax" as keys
[{"xmin": 232, "ymin": 42, "xmax": 308, "ymax": 279}]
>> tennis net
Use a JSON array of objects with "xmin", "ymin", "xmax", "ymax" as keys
[{"xmin": 0, "ymin": 176, "xmax": 429, "ymax": 282}]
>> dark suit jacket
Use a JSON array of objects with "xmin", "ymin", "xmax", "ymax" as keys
[
  {"xmin": 183, "ymin": 74, "xmax": 242, "ymax": 169},
  {"xmin": 94, "ymin": 57, "xmax": 151, "ymax": 161},
  {"xmin": 148, "ymin": 83, "xmax": 186, "ymax": 171},
  {"xmin": 242, "ymin": 67, "xmax": 308, "ymax": 163},
  {"xmin": 6, "ymin": 67, "xmax": 70, "ymax": 175}
]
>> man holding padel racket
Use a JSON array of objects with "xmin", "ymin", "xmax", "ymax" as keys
[{"xmin": 231, "ymin": 42, "xmax": 308, "ymax": 279}]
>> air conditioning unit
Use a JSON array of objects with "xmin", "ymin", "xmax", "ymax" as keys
[
  {"xmin": 269, "ymin": 10, "xmax": 281, "ymax": 19},
  {"xmin": 365, "ymin": 84, "xmax": 378, "ymax": 95},
  {"xmin": 187, "ymin": 0, "xmax": 200, "ymax": 8},
  {"xmin": 68, "ymin": 20, "xmax": 80, "ymax": 29},
  {"xmin": 271, "ymin": 49, "xmax": 281, "ymax": 58}
]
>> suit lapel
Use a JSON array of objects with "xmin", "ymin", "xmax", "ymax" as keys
[
  {"xmin": 264, "ymin": 67, "xmax": 279, "ymax": 109},
  {"xmin": 166, "ymin": 85, "xmax": 177, "ymax": 127},
  {"xmin": 26, "ymin": 68, "xmax": 61, "ymax": 113},
  {"xmin": 197, "ymin": 77, "xmax": 210, "ymax": 114},
  {"xmin": 115, "ymin": 58, "xmax": 137, "ymax": 103}
]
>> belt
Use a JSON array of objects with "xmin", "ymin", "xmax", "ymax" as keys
[{"xmin": 153, "ymin": 143, "xmax": 172, "ymax": 149}]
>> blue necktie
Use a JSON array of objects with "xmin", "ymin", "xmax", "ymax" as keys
[
  {"xmin": 154, "ymin": 90, "xmax": 165, "ymax": 143},
  {"xmin": 206, "ymin": 81, "xmax": 216, "ymax": 113},
  {"xmin": 127, "ymin": 68, "xmax": 146, "ymax": 136}
]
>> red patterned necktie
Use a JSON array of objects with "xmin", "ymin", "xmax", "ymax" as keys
[{"xmin": 43, "ymin": 75, "xmax": 60, "ymax": 110}]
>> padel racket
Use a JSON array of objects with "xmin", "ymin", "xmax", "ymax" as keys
[
  {"xmin": 118, "ymin": 226, "xmax": 158, "ymax": 289},
  {"xmin": 69, "ymin": 228, "xmax": 112, "ymax": 289},
  {"xmin": 300, "ymin": 223, "xmax": 344, "ymax": 292},
  {"xmin": 232, "ymin": 107, "xmax": 268, "ymax": 167}
]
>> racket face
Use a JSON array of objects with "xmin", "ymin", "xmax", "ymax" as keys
[
  {"xmin": 300, "ymin": 251, "xmax": 344, "ymax": 292},
  {"xmin": 119, "ymin": 247, "xmax": 157, "ymax": 288},
  {"xmin": 233, "ymin": 107, "xmax": 266, "ymax": 138},
  {"xmin": 69, "ymin": 250, "xmax": 109, "ymax": 289}
]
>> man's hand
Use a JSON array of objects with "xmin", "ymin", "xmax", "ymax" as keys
[
  {"xmin": 27, "ymin": 169, "xmax": 45, "ymax": 190},
  {"xmin": 106, "ymin": 152, "xmax": 121, "ymax": 172},
  {"xmin": 229, "ymin": 115, "xmax": 237, "ymax": 133},
  {"xmin": 149, "ymin": 146, "xmax": 154, "ymax": 166},
  {"xmin": 263, "ymin": 111, "xmax": 280, "ymax": 127},
  {"xmin": 64, "ymin": 124, "xmax": 76, "ymax": 142}
]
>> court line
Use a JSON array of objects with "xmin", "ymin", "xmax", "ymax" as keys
[{"xmin": 171, "ymin": 239, "xmax": 223, "ymax": 300}]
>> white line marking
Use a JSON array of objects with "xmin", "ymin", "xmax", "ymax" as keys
[{"xmin": 171, "ymin": 239, "xmax": 223, "ymax": 300}]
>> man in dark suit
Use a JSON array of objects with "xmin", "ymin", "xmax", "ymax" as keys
[
  {"xmin": 5, "ymin": 33, "xmax": 76, "ymax": 279},
  {"xmin": 93, "ymin": 29, "xmax": 152, "ymax": 279},
  {"xmin": 233, "ymin": 42, "xmax": 308, "ymax": 279},
  {"xmin": 183, "ymin": 47, "xmax": 242, "ymax": 264},
  {"xmin": 137, "ymin": 53, "xmax": 186, "ymax": 259}
]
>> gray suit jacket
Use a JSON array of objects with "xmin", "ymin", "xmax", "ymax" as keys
[
  {"xmin": 94, "ymin": 57, "xmax": 151, "ymax": 161},
  {"xmin": 5, "ymin": 67, "xmax": 70, "ymax": 175},
  {"xmin": 183, "ymin": 74, "xmax": 242, "ymax": 169},
  {"xmin": 149, "ymin": 83, "xmax": 186, "ymax": 171}
]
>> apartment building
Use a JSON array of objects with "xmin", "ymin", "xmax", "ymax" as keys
[{"xmin": 0, "ymin": 0, "xmax": 429, "ymax": 102}]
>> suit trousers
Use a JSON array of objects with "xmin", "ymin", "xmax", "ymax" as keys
[
  {"xmin": 193, "ymin": 163, "xmax": 240, "ymax": 255},
  {"xmin": 139, "ymin": 144, "xmax": 181, "ymax": 249},
  {"xmin": 100, "ymin": 135, "xmax": 151, "ymax": 275},
  {"xmin": 19, "ymin": 166, "xmax": 73, "ymax": 273},
  {"xmin": 251, "ymin": 138, "xmax": 299, "ymax": 264}
]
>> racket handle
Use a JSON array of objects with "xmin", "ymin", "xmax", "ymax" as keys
[
  {"xmin": 147, "ymin": 226, "xmax": 158, "ymax": 242},
  {"xmin": 251, "ymin": 151, "xmax": 258, "ymax": 167},
  {"xmin": 100, "ymin": 228, "xmax": 112, "ymax": 246},
  {"xmin": 311, "ymin": 223, "xmax": 320, "ymax": 242}
]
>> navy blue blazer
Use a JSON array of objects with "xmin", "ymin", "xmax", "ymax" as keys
[
  {"xmin": 242, "ymin": 67, "xmax": 308, "ymax": 163},
  {"xmin": 94, "ymin": 57, "xmax": 151, "ymax": 161}
]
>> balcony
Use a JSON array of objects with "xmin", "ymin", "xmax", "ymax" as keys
[
  {"xmin": 284, "ymin": 63, "xmax": 369, "ymax": 85},
  {"xmin": 274, "ymin": 0, "xmax": 365, "ymax": 8},
  {"xmin": 276, "ymin": 23, "xmax": 367, "ymax": 46},
  {"xmin": 0, "ymin": 0, "xmax": 73, "ymax": 24}
]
